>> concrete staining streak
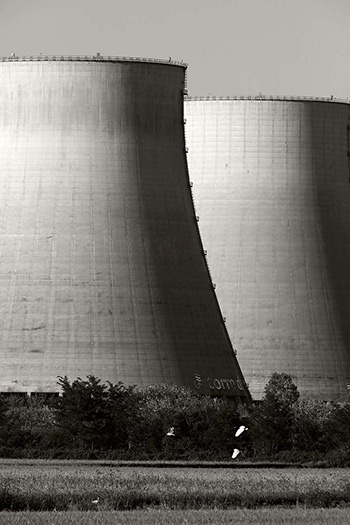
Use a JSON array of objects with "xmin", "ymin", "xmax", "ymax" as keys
[
  {"xmin": 185, "ymin": 98, "xmax": 350, "ymax": 401},
  {"xmin": 0, "ymin": 60, "xmax": 250, "ymax": 401}
]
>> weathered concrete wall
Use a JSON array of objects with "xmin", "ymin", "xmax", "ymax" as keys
[
  {"xmin": 0, "ymin": 60, "xmax": 250, "ymax": 401},
  {"xmin": 185, "ymin": 97, "xmax": 350, "ymax": 401}
]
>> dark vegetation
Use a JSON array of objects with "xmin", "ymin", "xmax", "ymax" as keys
[{"xmin": 0, "ymin": 372, "xmax": 349, "ymax": 465}]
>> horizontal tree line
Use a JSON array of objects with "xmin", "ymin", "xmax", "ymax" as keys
[{"xmin": 0, "ymin": 373, "xmax": 349, "ymax": 465}]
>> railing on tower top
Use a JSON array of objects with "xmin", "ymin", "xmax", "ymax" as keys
[
  {"xmin": 0, "ymin": 54, "xmax": 187, "ymax": 68},
  {"xmin": 185, "ymin": 94, "xmax": 350, "ymax": 104}
]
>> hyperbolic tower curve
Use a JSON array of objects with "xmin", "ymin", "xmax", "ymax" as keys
[
  {"xmin": 185, "ymin": 95, "xmax": 350, "ymax": 401},
  {"xmin": 0, "ymin": 57, "xmax": 250, "ymax": 402}
]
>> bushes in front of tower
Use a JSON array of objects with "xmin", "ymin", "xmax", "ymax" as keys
[
  {"xmin": 245, "ymin": 372, "xmax": 350, "ymax": 465},
  {"xmin": 127, "ymin": 382, "xmax": 241, "ymax": 459},
  {"xmin": 51, "ymin": 377, "xmax": 241, "ymax": 459},
  {"xmin": 247, "ymin": 372, "xmax": 300, "ymax": 456},
  {"xmin": 0, "ymin": 377, "xmax": 241, "ymax": 460},
  {"xmin": 0, "ymin": 395, "xmax": 57, "ymax": 456},
  {"xmin": 53, "ymin": 375, "xmax": 140, "ymax": 451},
  {"xmin": 0, "ymin": 373, "xmax": 350, "ymax": 464}
]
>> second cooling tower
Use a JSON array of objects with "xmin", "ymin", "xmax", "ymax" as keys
[
  {"xmin": 0, "ymin": 58, "xmax": 250, "ymax": 402},
  {"xmin": 185, "ymin": 96, "xmax": 350, "ymax": 401}
]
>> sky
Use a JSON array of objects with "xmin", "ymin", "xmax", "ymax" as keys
[{"xmin": 0, "ymin": 0, "xmax": 350, "ymax": 99}]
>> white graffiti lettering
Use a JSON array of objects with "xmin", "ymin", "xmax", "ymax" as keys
[
  {"xmin": 195, "ymin": 376, "xmax": 244, "ymax": 391},
  {"xmin": 193, "ymin": 374, "xmax": 202, "ymax": 389}
]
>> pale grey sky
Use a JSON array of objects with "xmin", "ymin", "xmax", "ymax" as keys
[{"xmin": 0, "ymin": 0, "xmax": 349, "ymax": 98}]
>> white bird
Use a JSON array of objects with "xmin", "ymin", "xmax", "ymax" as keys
[
  {"xmin": 92, "ymin": 498, "xmax": 99, "ymax": 504},
  {"xmin": 235, "ymin": 425, "xmax": 248, "ymax": 437},
  {"xmin": 232, "ymin": 448, "xmax": 240, "ymax": 459},
  {"xmin": 166, "ymin": 427, "xmax": 175, "ymax": 436}
]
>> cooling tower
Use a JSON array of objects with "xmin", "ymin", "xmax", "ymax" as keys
[
  {"xmin": 0, "ymin": 57, "xmax": 250, "ymax": 402},
  {"xmin": 185, "ymin": 96, "xmax": 350, "ymax": 401}
]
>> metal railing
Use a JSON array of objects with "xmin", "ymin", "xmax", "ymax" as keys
[
  {"xmin": 0, "ymin": 54, "xmax": 187, "ymax": 68},
  {"xmin": 186, "ymin": 94, "xmax": 350, "ymax": 104}
]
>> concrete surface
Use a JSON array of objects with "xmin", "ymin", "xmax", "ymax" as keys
[
  {"xmin": 0, "ymin": 60, "xmax": 249, "ymax": 401},
  {"xmin": 185, "ymin": 97, "xmax": 350, "ymax": 400}
]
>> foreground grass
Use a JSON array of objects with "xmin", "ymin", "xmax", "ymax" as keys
[
  {"xmin": 1, "ymin": 509, "xmax": 350, "ymax": 525},
  {"xmin": 1, "ymin": 463, "xmax": 350, "ymax": 510}
]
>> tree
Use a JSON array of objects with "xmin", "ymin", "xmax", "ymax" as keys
[
  {"xmin": 130, "ymin": 383, "xmax": 241, "ymax": 459},
  {"xmin": 54, "ymin": 376, "xmax": 114, "ymax": 450},
  {"xmin": 107, "ymin": 380, "xmax": 141, "ymax": 451},
  {"xmin": 324, "ymin": 402, "xmax": 350, "ymax": 447},
  {"xmin": 291, "ymin": 398, "xmax": 335, "ymax": 452},
  {"xmin": 0, "ymin": 395, "xmax": 9, "ymax": 447},
  {"xmin": 54, "ymin": 376, "xmax": 139, "ymax": 452},
  {"xmin": 0, "ymin": 395, "xmax": 56, "ymax": 452},
  {"xmin": 247, "ymin": 372, "xmax": 300, "ymax": 455}
]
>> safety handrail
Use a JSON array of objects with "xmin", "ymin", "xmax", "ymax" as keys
[
  {"xmin": 186, "ymin": 94, "xmax": 350, "ymax": 104},
  {"xmin": 0, "ymin": 54, "xmax": 187, "ymax": 68}
]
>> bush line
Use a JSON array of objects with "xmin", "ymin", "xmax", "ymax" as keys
[{"xmin": 0, "ymin": 373, "xmax": 349, "ymax": 465}]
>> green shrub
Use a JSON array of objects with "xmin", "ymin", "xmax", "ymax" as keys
[
  {"xmin": 124, "ymin": 383, "xmax": 238, "ymax": 459},
  {"xmin": 54, "ymin": 376, "xmax": 139, "ymax": 451},
  {"xmin": 323, "ymin": 402, "xmax": 350, "ymax": 449},
  {"xmin": 3, "ymin": 372, "xmax": 350, "ymax": 463},
  {"xmin": 0, "ymin": 395, "xmax": 56, "ymax": 450},
  {"xmin": 247, "ymin": 372, "xmax": 300, "ymax": 455},
  {"xmin": 291, "ymin": 398, "xmax": 336, "ymax": 452}
]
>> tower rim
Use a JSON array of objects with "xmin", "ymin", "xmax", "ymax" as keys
[
  {"xmin": 186, "ymin": 94, "xmax": 350, "ymax": 105},
  {"xmin": 0, "ymin": 54, "xmax": 187, "ymax": 69}
]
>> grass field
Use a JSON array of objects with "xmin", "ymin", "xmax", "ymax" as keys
[
  {"xmin": 1, "ymin": 509, "xmax": 350, "ymax": 525},
  {"xmin": 1, "ymin": 461, "xmax": 350, "ymax": 512}
]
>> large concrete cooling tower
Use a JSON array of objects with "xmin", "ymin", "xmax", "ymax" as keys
[
  {"xmin": 185, "ymin": 96, "xmax": 350, "ymax": 401},
  {"xmin": 0, "ymin": 57, "xmax": 250, "ymax": 402}
]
